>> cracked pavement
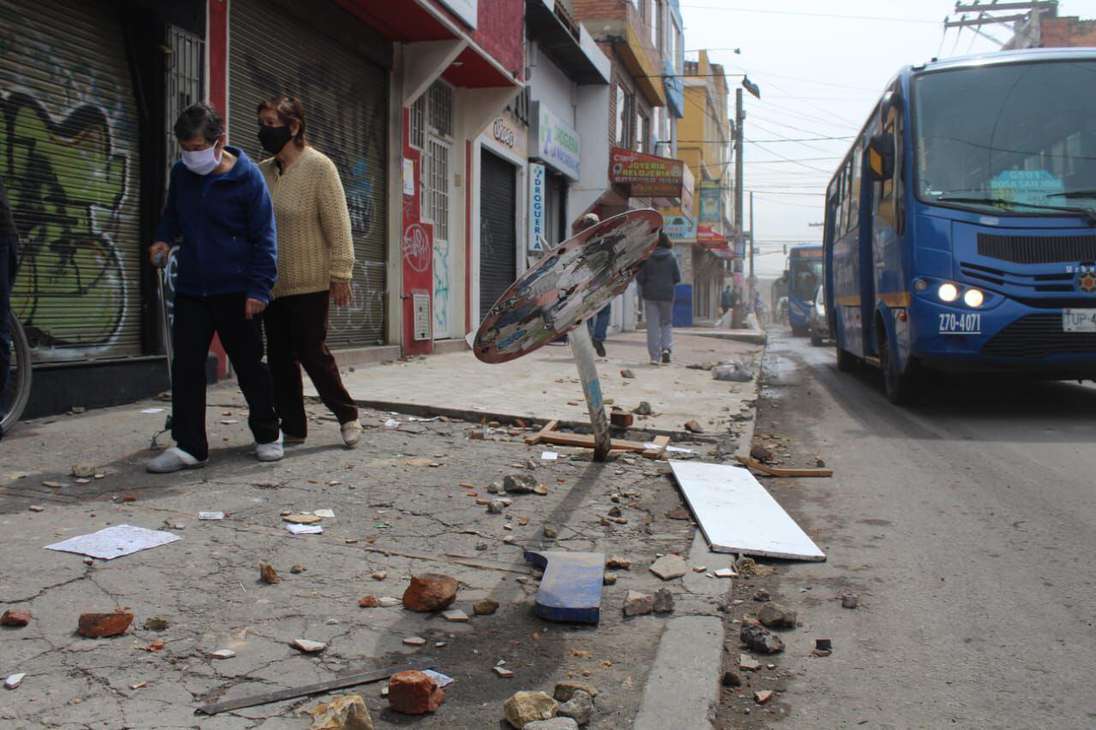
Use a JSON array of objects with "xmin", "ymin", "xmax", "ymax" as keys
[{"xmin": 0, "ymin": 339, "xmax": 760, "ymax": 729}]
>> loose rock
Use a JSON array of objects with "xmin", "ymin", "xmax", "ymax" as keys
[
  {"xmin": 841, "ymin": 592, "xmax": 860, "ymax": 609},
  {"xmin": 290, "ymin": 638, "xmax": 327, "ymax": 654},
  {"xmin": 605, "ymin": 556, "xmax": 631, "ymax": 570},
  {"xmin": 371, "ymin": 570, "xmax": 387, "ymax": 581},
  {"xmin": 525, "ymin": 718, "xmax": 579, "ymax": 729},
  {"xmin": 602, "ymin": 573, "xmax": 617, "ymax": 586},
  {"xmin": 503, "ymin": 473, "xmax": 538, "ymax": 495},
  {"xmin": 474, "ymin": 599, "xmax": 500, "ymax": 616},
  {"xmin": 623, "ymin": 591, "xmax": 654, "ymax": 617},
  {"xmin": 403, "ymin": 574, "xmax": 458, "ymax": 612},
  {"xmin": 683, "ymin": 419, "xmax": 705, "ymax": 433},
  {"xmin": 442, "ymin": 609, "xmax": 469, "ymax": 623},
  {"xmin": 632, "ymin": 401, "xmax": 653, "ymax": 416},
  {"xmin": 77, "ymin": 610, "xmax": 133, "ymax": 638},
  {"xmin": 403, "ymin": 636, "xmax": 427, "ymax": 647},
  {"xmin": 378, "ymin": 597, "xmax": 401, "ymax": 608},
  {"xmin": 358, "ymin": 596, "xmax": 380, "ymax": 608},
  {"xmin": 649, "ymin": 554, "xmax": 688, "ymax": 581},
  {"xmin": 291, "ymin": 565, "xmax": 306, "ymax": 574},
  {"xmin": 504, "ymin": 690, "xmax": 558, "ymax": 728},
  {"xmin": 71, "ymin": 463, "xmax": 96, "ymax": 478},
  {"xmin": 738, "ymin": 654, "xmax": 762, "ymax": 671},
  {"xmin": 142, "ymin": 616, "xmax": 169, "ymax": 631},
  {"xmin": 753, "ymin": 589, "xmax": 770, "ymax": 602},
  {"xmin": 487, "ymin": 500, "xmax": 506, "ymax": 514},
  {"xmin": 721, "ymin": 670, "xmax": 742, "ymax": 687},
  {"xmin": 754, "ymin": 690, "xmax": 774, "ymax": 705},
  {"xmin": 557, "ymin": 688, "xmax": 594, "ymax": 726},
  {"xmin": 758, "ymin": 603, "xmax": 797, "ymax": 629},
  {"xmin": 307, "ymin": 693, "xmax": 374, "ymax": 730},
  {"xmin": 389, "ymin": 670, "xmax": 445, "ymax": 715},
  {"xmin": 749, "ymin": 445, "xmax": 774, "ymax": 463},
  {"xmin": 554, "ymin": 681, "xmax": 599, "ymax": 702},
  {"xmin": 620, "ymin": 369, "xmax": 635, "ymax": 379},
  {"xmin": 259, "ymin": 562, "xmax": 280, "ymax": 584},
  {"xmin": 4, "ymin": 673, "xmax": 26, "ymax": 690},
  {"xmin": 210, "ymin": 649, "xmax": 236, "ymax": 660},
  {"xmin": 652, "ymin": 588, "xmax": 674, "ymax": 614},
  {"xmin": 1, "ymin": 610, "xmax": 31, "ymax": 627},
  {"xmin": 740, "ymin": 622, "xmax": 785, "ymax": 654},
  {"xmin": 543, "ymin": 525, "xmax": 558, "ymax": 539}
]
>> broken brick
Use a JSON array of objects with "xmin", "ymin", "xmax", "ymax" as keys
[
  {"xmin": 388, "ymin": 670, "xmax": 444, "ymax": 715},
  {"xmin": 402, "ymin": 574, "xmax": 458, "ymax": 612},
  {"xmin": 259, "ymin": 562, "xmax": 280, "ymax": 585},
  {"xmin": 1, "ymin": 610, "xmax": 31, "ymax": 627},
  {"xmin": 77, "ymin": 610, "xmax": 133, "ymax": 638}
]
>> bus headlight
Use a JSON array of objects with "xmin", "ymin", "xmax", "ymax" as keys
[
  {"xmin": 963, "ymin": 288, "xmax": 984, "ymax": 308},
  {"xmin": 937, "ymin": 282, "xmax": 959, "ymax": 302}
]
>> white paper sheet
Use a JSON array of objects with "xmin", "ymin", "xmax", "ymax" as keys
[
  {"xmin": 140, "ymin": 408, "xmax": 165, "ymax": 414},
  {"xmin": 541, "ymin": 451, "xmax": 559, "ymax": 461},
  {"xmin": 423, "ymin": 669, "xmax": 455, "ymax": 688},
  {"xmin": 198, "ymin": 512, "xmax": 224, "ymax": 520},
  {"xmin": 312, "ymin": 509, "xmax": 335, "ymax": 518},
  {"xmin": 670, "ymin": 460, "xmax": 825, "ymax": 561},
  {"xmin": 287, "ymin": 524, "xmax": 323, "ymax": 535},
  {"xmin": 45, "ymin": 525, "xmax": 180, "ymax": 560}
]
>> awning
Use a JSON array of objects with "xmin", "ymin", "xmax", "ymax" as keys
[
  {"xmin": 697, "ymin": 224, "xmax": 734, "ymax": 259},
  {"xmin": 609, "ymin": 147, "xmax": 692, "ymax": 203},
  {"xmin": 526, "ymin": 0, "xmax": 611, "ymax": 85}
]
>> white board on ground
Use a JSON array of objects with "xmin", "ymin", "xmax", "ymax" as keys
[{"xmin": 669, "ymin": 461, "xmax": 825, "ymax": 561}]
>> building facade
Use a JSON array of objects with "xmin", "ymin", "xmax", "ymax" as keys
[{"xmin": 1, "ymin": 0, "xmax": 525, "ymax": 416}]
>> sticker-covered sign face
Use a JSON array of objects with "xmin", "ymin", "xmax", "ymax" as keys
[{"xmin": 474, "ymin": 209, "xmax": 663, "ymax": 364}]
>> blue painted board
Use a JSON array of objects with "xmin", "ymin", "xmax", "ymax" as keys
[{"xmin": 523, "ymin": 549, "xmax": 605, "ymax": 625}]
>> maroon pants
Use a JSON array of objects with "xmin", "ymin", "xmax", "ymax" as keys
[{"xmin": 263, "ymin": 291, "xmax": 358, "ymax": 438}]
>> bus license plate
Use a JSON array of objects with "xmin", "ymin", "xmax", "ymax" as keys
[
  {"xmin": 1063, "ymin": 309, "xmax": 1096, "ymax": 332},
  {"xmin": 938, "ymin": 312, "xmax": 981, "ymax": 334}
]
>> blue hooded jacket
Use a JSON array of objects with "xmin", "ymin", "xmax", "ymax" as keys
[{"xmin": 155, "ymin": 146, "xmax": 277, "ymax": 303}]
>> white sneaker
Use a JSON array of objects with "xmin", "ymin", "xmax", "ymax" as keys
[
  {"xmin": 146, "ymin": 447, "xmax": 207, "ymax": 474},
  {"xmin": 649, "ymin": 359, "xmax": 661, "ymax": 366},
  {"xmin": 256, "ymin": 433, "xmax": 284, "ymax": 462},
  {"xmin": 341, "ymin": 420, "xmax": 363, "ymax": 449}
]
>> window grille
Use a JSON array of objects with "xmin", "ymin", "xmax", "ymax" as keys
[
  {"xmin": 429, "ymin": 82, "xmax": 454, "ymax": 137},
  {"xmin": 165, "ymin": 26, "xmax": 204, "ymax": 185},
  {"xmin": 410, "ymin": 94, "xmax": 425, "ymax": 149}
]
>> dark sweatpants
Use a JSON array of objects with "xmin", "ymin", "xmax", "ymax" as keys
[
  {"xmin": 263, "ymin": 290, "xmax": 357, "ymax": 439},
  {"xmin": 172, "ymin": 293, "xmax": 278, "ymax": 461}
]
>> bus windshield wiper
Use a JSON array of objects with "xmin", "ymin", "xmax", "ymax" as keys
[
  {"xmin": 1046, "ymin": 189, "xmax": 1096, "ymax": 199},
  {"xmin": 934, "ymin": 195, "xmax": 1096, "ymax": 223}
]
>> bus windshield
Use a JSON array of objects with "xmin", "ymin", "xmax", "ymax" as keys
[
  {"xmin": 914, "ymin": 60, "xmax": 1096, "ymax": 214},
  {"xmin": 790, "ymin": 258, "xmax": 823, "ymax": 300}
]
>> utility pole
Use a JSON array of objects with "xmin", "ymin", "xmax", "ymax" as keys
[
  {"xmin": 734, "ymin": 87, "xmax": 744, "ymax": 243},
  {"xmin": 748, "ymin": 190, "xmax": 755, "ymax": 303}
]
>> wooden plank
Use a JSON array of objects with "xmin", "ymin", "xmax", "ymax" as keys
[
  {"xmin": 525, "ymin": 419, "xmax": 559, "ymax": 445},
  {"xmin": 736, "ymin": 455, "xmax": 833, "ymax": 478},
  {"xmin": 642, "ymin": 435, "xmax": 671, "ymax": 460},
  {"xmin": 195, "ymin": 660, "xmax": 433, "ymax": 715},
  {"xmin": 670, "ymin": 460, "xmax": 826, "ymax": 561}
]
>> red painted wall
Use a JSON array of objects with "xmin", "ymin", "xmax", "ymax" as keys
[
  {"xmin": 470, "ymin": 0, "xmax": 524, "ymax": 79},
  {"xmin": 401, "ymin": 110, "xmax": 434, "ymax": 355},
  {"xmin": 206, "ymin": 0, "xmax": 229, "ymax": 378}
]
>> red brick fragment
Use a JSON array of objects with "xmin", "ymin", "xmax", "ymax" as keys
[
  {"xmin": 388, "ymin": 670, "xmax": 445, "ymax": 715},
  {"xmin": 77, "ymin": 610, "xmax": 133, "ymax": 638}
]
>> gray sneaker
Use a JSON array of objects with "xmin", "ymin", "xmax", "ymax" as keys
[
  {"xmin": 256, "ymin": 433, "xmax": 284, "ymax": 462},
  {"xmin": 146, "ymin": 447, "xmax": 207, "ymax": 474}
]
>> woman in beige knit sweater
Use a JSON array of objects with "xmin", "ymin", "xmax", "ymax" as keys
[{"xmin": 257, "ymin": 96, "xmax": 362, "ymax": 448}]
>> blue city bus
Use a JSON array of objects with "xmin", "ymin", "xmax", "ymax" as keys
[
  {"xmin": 824, "ymin": 48, "xmax": 1096, "ymax": 403},
  {"xmin": 786, "ymin": 245, "xmax": 823, "ymax": 336}
]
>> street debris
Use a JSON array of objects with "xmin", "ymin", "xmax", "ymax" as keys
[
  {"xmin": 738, "ymin": 654, "xmax": 762, "ymax": 671},
  {"xmin": 620, "ymin": 368, "xmax": 635, "ymax": 378},
  {"xmin": 291, "ymin": 565, "xmax": 306, "ymax": 574},
  {"xmin": 4, "ymin": 673, "xmax": 26, "ymax": 690},
  {"xmin": 524, "ymin": 720, "xmax": 579, "ymax": 730},
  {"xmin": 474, "ymin": 599, "xmax": 500, "ymax": 616},
  {"xmin": 442, "ymin": 609, "xmax": 469, "ymax": 622},
  {"xmin": 259, "ymin": 562, "xmax": 280, "ymax": 584},
  {"xmin": 487, "ymin": 500, "xmax": 506, "ymax": 514},
  {"xmin": 541, "ymin": 451, "xmax": 559, "ymax": 461},
  {"xmin": 556, "ymin": 688, "xmax": 594, "ymax": 725},
  {"xmin": 402, "ymin": 637, "xmax": 427, "ymax": 647},
  {"xmin": 389, "ymin": 670, "xmax": 445, "ymax": 714},
  {"xmin": 504, "ymin": 690, "xmax": 558, "ymax": 727},
  {"xmin": 144, "ymin": 638, "xmax": 165, "ymax": 652},
  {"xmin": 283, "ymin": 513, "xmax": 323, "ymax": 524},
  {"xmin": 841, "ymin": 592, "xmax": 860, "ymax": 609},
  {"xmin": 313, "ymin": 509, "xmax": 336, "ymax": 518},
  {"xmin": 423, "ymin": 670, "xmax": 454, "ymax": 688},
  {"xmin": 504, "ymin": 473, "xmax": 539, "ymax": 494},
  {"xmin": 495, "ymin": 666, "xmax": 515, "ymax": 678},
  {"xmin": 623, "ymin": 590, "xmax": 654, "ymax": 617},
  {"xmin": 721, "ymin": 670, "xmax": 742, "ymax": 688},
  {"xmin": 753, "ymin": 589, "xmax": 770, "ymax": 602},
  {"xmin": 632, "ymin": 401, "xmax": 653, "ymax": 416},
  {"xmin": 610, "ymin": 411, "xmax": 634, "ymax": 428},
  {"xmin": 525, "ymin": 550, "xmax": 604, "ymax": 624},
  {"xmin": 735, "ymin": 557, "xmax": 775, "ymax": 577},
  {"xmin": 210, "ymin": 649, "xmax": 236, "ymax": 660},
  {"xmin": 749, "ymin": 445, "xmax": 774, "ymax": 463},
  {"xmin": 71, "ymin": 463, "xmax": 97, "ymax": 479},
  {"xmin": 198, "ymin": 511, "xmax": 225, "ymax": 520},
  {"xmin": 27, "ymin": 504, "xmax": 44, "ymax": 512},
  {"xmin": 403, "ymin": 573, "xmax": 458, "ymax": 612},
  {"xmin": 758, "ymin": 603, "xmax": 797, "ymax": 629},
  {"xmin": 306, "ymin": 693, "xmax": 373, "ymax": 730},
  {"xmin": 77, "ymin": 610, "xmax": 133, "ymax": 638},
  {"xmin": 554, "ymin": 681, "xmax": 598, "ymax": 702},
  {"xmin": 740, "ymin": 622, "xmax": 785, "ymax": 654},
  {"xmin": 358, "ymin": 596, "xmax": 380, "ymax": 608},
  {"xmin": 683, "ymin": 419, "xmax": 705, "ymax": 433},
  {"xmin": 652, "ymin": 588, "xmax": 675, "ymax": 614},
  {"xmin": 45, "ymin": 525, "xmax": 180, "ymax": 561},
  {"xmin": 813, "ymin": 638, "xmax": 833, "ymax": 657},
  {"xmin": 287, "ymin": 524, "xmax": 323, "ymax": 535},
  {"xmin": 1, "ymin": 609, "xmax": 31, "ymax": 627},
  {"xmin": 142, "ymin": 616, "xmax": 169, "ymax": 631},
  {"xmin": 543, "ymin": 525, "xmax": 559, "ymax": 538},
  {"xmin": 737, "ymin": 453, "xmax": 834, "ymax": 478},
  {"xmin": 669, "ymin": 461, "xmax": 826, "ymax": 560},
  {"xmin": 712, "ymin": 361, "xmax": 754, "ymax": 382},
  {"xmin": 648, "ymin": 554, "xmax": 688, "ymax": 580},
  {"xmin": 714, "ymin": 567, "xmax": 737, "ymax": 578},
  {"xmin": 195, "ymin": 661, "xmax": 430, "ymax": 716},
  {"xmin": 605, "ymin": 556, "xmax": 631, "ymax": 570},
  {"xmin": 754, "ymin": 689, "xmax": 774, "ymax": 705},
  {"xmin": 290, "ymin": 638, "xmax": 327, "ymax": 654}
]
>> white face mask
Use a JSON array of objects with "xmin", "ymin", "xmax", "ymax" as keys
[{"xmin": 181, "ymin": 143, "xmax": 222, "ymax": 175}]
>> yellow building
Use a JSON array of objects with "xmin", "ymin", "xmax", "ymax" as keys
[{"xmin": 661, "ymin": 50, "xmax": 736, "ymax": 323}]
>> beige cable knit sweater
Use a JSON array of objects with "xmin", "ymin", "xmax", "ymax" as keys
[{"xmin": 259, "ymin": 146, "xmax": 355, "ymax": 298}]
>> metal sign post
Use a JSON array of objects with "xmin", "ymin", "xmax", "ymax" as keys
[{"xmin": 568, "ymin": 324, "xmax": 611, "ymax": 461}]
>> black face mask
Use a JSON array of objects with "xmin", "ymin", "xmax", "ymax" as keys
[{"xmin": 258, "ymin": 125, "xmax": 293, "ymax": 154}]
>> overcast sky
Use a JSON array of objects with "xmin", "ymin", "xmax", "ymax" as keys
[{"xmin": 679, "ymin": 0, "xmax": 1096, "ymax": 277}]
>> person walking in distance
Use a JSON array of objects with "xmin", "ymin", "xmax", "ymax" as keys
[
  {"xmin": 256, "ymin": 96, "xmax": 362, "ymax": 448},
  {"xmin": 574, "ymin": 213, "xmax": 611, "ymax": 357},
  {"xmin": 147, "ymin": 103, "xmax": 281, "ymax": 473},
  {"xmin": 636, "ymin": 232, "xmax": 681, "ymax": 365},
  {"xmin": 0, "ymin": 174, "xmax": 16, "ymax": 440}
]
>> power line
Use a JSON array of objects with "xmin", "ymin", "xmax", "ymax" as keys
[{"xmin": 678, "ymin": 4, "xmax": 940, "ymax": 24}]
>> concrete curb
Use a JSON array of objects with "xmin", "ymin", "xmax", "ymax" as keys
[{"xmin": 631, "ymin": 344, "xmax": 767, "ymax": 728}]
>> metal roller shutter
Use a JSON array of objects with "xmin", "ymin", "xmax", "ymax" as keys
[
  {"xmin": 480, "ymin": 150, "xmax": 517, "ymax": 321},
  {"xmin": 229, "ymin": 0, "xmax": 387, "ymax": 347},
  {"xmin": 0, "ymin": 0, "xmax": 142, "ymax": 362}
]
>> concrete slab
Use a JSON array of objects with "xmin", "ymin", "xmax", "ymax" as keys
[
  {"xmin": 631, "ymin": 615, "xmax": 725, "ymax": 730},
  {"xmin": 310, "ymin": 331, "xmax": 762, "ymax": 436}
]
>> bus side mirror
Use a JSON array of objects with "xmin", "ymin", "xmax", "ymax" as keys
[{"xmin": 867, "ymin": 134, "xmax": 895, "ymax": 180}]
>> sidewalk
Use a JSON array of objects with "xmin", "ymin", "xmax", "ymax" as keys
[
  {"xmin": 317, "ymin": 330, "xmax": 762, "ymax": 437},
  {"xmin": 0, "ymin": 329, "xmax": 762, "ymax": 729}
]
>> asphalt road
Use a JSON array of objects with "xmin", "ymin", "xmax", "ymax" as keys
[{"xmin": 722, "ymin": 330, "xmax": 1096, "ymax": 729}]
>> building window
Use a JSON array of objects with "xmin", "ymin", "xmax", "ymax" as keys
[
  {"xmin": 428, "ymin": 82, "xmax": 454, "ymax": 137},
  {"xmin": 427, "ymin": 139, "xmax": 450, "ymax": 241},
  {"xmin": 616, "ymin": 83, "xmax": 634, "ymax": 147},
  {"xmin": 668, "ymin": 18, "xmax": 678, "ymax": 71},
  {"xmin": 673, "ymin": 21, "xmax": 683, "ymax": 74},
  {"xmin": 420, "ymin": 81, "xmax": 454, "ymax": 238},
  {"xmin": 652, "ymin": 0, "xmax": 662, "ymax": 51},
  {"xmin": 635, "ymin": 111, "xmax": 649, "ymax": 153},
  {"xmin": 410, "ymin": 95, "xmax": 425, "ymax": 150},
  {"xmin": 166, "ymin": 26, "xmax": 204, "ymax": 186}
]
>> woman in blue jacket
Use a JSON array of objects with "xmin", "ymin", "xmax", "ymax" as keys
[{"xmin": 147, "ymin": 103, "xmax": 281, "ymax": 472}]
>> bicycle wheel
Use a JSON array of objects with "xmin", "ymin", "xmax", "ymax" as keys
[{"xmin": 1, "ymin": 311, "xmax": 32, "ymax": 434}]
